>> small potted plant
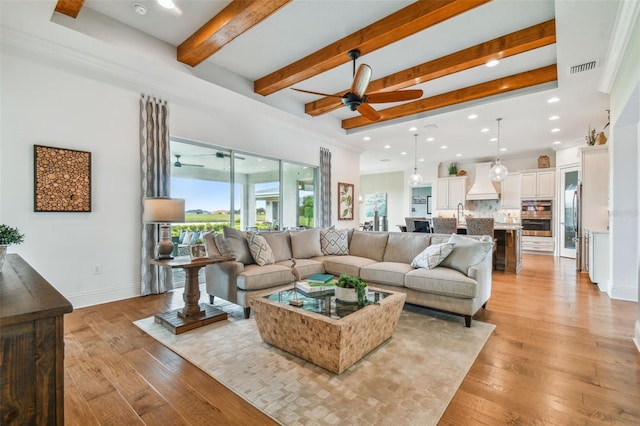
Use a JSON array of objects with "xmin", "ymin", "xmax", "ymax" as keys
[
  {"xmin": 448, "ymin": 162, "xmax": 458, "ymax": 176},
  {"xmin": 0, "ymin": 224, "xmax": 25, "ymax": 271},
  {"xmin": 335, "ymin": 273, "xmax": 368, "ymax": 306}
]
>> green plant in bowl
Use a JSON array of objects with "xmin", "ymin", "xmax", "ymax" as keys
[
  {"xmin": 336, "ymin": 274, "xmax": 368, "ymax": 306},
  {"xmin": 0, "ymin": 224, "xmax": 25, "ymax": 245}
]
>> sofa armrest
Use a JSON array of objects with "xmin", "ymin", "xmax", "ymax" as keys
[
  {"xmin": 467, "ymin": 251, "xmax": 492, "ymax": 305},
  {"xmin": 205, "ymin": 260, "xmax": 244, "ymax": 304}
]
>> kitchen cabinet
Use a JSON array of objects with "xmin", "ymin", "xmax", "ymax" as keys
[
  {"xmin": 522, "ymin": 235, "xmax": 554, "ymax": 253},
  {"xmin": 587, "ymin": 230, "xmax": 609, "ymax": 292},
  {"xmin": 436, "ymin": 176, "xmax": 467, "ymax": 209},
  {"xmin": 500, "ymin": 173, "xmax": 521, "ymax": 208},
  {"xmin": 521, "ymin": 169, "xmax": 555, "ymax": 198}
]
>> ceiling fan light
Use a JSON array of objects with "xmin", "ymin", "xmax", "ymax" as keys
[{"xmin": 489, "ymin": 159, "xmax": 509, "ymax": 182}]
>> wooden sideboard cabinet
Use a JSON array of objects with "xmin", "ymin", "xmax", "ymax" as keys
[{"xmin": 1, "ymin": 254, "xmax": 73, "ymax": 425}]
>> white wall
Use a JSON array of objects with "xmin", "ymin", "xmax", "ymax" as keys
[{"xmin": 0, "ymin": 7, "xmax": 360, "ymax": 307}]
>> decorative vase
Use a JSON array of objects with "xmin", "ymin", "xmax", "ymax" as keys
[
  {"xmin": 0, "ymin": 244, "xmax": 7, "ymax": 271},
  {"xmin": 334, "ymin": 286, "xmax": 358, "ymax": 303}
]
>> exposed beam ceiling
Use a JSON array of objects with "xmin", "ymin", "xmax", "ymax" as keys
[
  {"xmin": 54, "ymin": 0, "xmax": 85, "ymax": 18},
  {"xmin": 253, "ymin": 0, "xmax": 491, "ymax": 96},
  {"xmin": 178, "ymin": 0, "xmax": 292, "ymax": 67},
  {"xmin": 304, "ymin": 19, "xmax": 557, "ymax": 117},
  {"xmin": 341, "ymin": 64, "xmax": 558, "ymax": 130}
]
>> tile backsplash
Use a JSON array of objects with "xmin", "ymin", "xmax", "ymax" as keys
[{"xmin": 436, "ymin": 199, "xmax": 520, "ymax": 223}]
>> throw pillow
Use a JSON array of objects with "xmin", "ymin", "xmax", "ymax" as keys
[
  {"xmin": 222, "ymin": 227, "xmax": 254, "ymax": 265},
  {"xmin": 320, "ymin": 228, "xmax": 349, "ymax": 255},
  {"xmin": 202, "ymin": 232, "xmax": 220, "ymax": 257},
  {"xmin": 182, "ymin": 231, "xmax": 193, "ymax": 246},
  {"xmin": 410, "ymin": 243, "xmax": 455, "ymax": 269},
  {"xmin": 290, "ymin": 228, "xmax": 323, "ymax": 259},
  {"xmin": 439, "ymin": 234, "xmax": 493, "ymax": 274},
  {"xmin": 261, "ymin": 232, "xmax": 292, "ymax": 262},
  {"xmin": 246, "ymin": 232, "xmax": 275, "ymax": 266},
  {"xmin": 213, "ymin": 233, "xmax": 230, "ymax": 257}
]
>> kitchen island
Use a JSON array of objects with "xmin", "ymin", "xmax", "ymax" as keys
[{"xmin": 457, "ymin": 223, "xmax": 522, "ymax": 274}]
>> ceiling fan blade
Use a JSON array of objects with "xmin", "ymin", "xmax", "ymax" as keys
[
  {"xmin": 366, "ymin": 89, "xmax": 424, "ymax": 103},
  {"xmin": 351, "ymin": 64, "xmax": 372, "ymax": 98},
  {"xmin": 357, "ymin": 103, "xmax": 381, "ymax": 121},
  {"xmin": 292, "ymin": 88, "xmax": 343, "ymax": 98}
]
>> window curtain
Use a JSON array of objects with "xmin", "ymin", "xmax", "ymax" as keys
[
  {"xmin": 319, "ymin": 147, "xmax": 332, "ymax": 228},
  {"xmin": 140, "ymin": 94, "xmax": 173, "ymax": 295}
]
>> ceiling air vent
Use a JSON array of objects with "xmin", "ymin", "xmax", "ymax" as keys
[{"xmin": 568, "ymin": 60, "xmax": 598, "ymax": 75}]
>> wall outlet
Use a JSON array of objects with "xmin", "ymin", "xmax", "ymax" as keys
[{"xmin": 92, "ymin": 264, "xmax": 102, "ymax": 275}]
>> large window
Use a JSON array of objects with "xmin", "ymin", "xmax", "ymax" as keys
[{"xmin": 170, "ymin": 139, "xmax": 317, "ymax": 232}]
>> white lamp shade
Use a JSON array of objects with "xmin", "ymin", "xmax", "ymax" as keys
[
  {"xmin": 143, "ymin": 198, "xmax": 186, "ymax": 223},
  {"xmin": 489, "ymin": 160, "xmax": 509, "ymax": 182},
  {"xmin": 408, "ymin": 171, "xmax": 424, "ymax": 187}
]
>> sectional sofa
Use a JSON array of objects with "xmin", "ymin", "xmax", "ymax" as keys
[{"xmin": 203, "ymin": 227, "xmax": 493, "ymax": 327}]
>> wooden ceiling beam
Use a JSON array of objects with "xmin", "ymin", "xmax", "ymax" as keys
[
  {"xmin": 54, "ymin": 0, "xmax": 85, "ymax": 18},
  {"xmin": 306, "ymin": 19, "xmax": 556, "ymax": 116},
  {"xmin": 178, "ymin": 0, "xmax": 292, "ymax": 67},
  {"xmin": 341, "ymin": 64, "xmax": 558, "ymax": 130},
  {"xmin": 254, "ymin": 0, "xmax": 491, "ymax": 96}
]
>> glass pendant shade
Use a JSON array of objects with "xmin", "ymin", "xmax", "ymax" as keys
[
  {"xmin": 408, "ymin": 133, "xmax": 423, "ymax": 187},
  {"xmin": 489, "ymin": 118, "xmax": 509, "ymax": 182}
]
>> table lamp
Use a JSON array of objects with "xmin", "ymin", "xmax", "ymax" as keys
[{"xmin": 143, "ymin": 197, "xmax": 185, "ymax": 259}]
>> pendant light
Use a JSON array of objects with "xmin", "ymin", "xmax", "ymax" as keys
[
  {"xmin": 408, "ymin": 133, "xmax": 424, "ymax": 187},
  {"xmin": 489, "ymin": 118, "xmax": 509, "ymax": 182}
]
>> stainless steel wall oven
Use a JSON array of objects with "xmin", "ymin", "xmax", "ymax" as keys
[{"xmin": 521, "ymin": 200, "xmax": 552, "ymax": 236}]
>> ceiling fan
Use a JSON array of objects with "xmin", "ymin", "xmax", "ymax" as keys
[
  {"xmin": 173, "ymin": 154, "xmax": 203, "ymax": 168},
  {"xmin": 292, "ymin": 49, "xmax": 423, "ymax": 121},
  {"xmin": 191, "ymin": 151, "xmax": 246, "ymax": 160}
]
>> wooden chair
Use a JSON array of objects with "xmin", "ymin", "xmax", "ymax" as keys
[{"xmin": 432, "ymin": 217, "xmax": 457, "ymax": 234}]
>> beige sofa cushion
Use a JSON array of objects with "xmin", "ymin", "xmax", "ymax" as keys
[
  {"xmin": 360, "ymin": 262, "xmax": 414, "ymax": 287},
  {"xmin": 405, "ymin": 267, "xmax": 478, "ymax": 298},
  {"xmin": 321, "ymin": 255, "xmax": 377, "ymax": 277},
  {"xmin": 290, "ymin": 228, "xmax": 323, "ymax": 259},
  {"xmin": 275, "ymin": 258, "xmax": 325, "ymax": 279},
  {"xmin": 223, "ymin": 227, "xmax": 254, "ymax": 265},
  {"xmin": 349, "ymin": 231, "xmax": 388, "ymax": 262},
  {"xmin": 261, "ymin": 232, "xmax": 292, "ymax": 262},
  {"xmin": 237, "ymin": 264, "xmax": 293, "ymax": 291},
  {"xmin": 440, "ymin": 234, "xmax": 493, "ymax": 274},
  {"xmin": 383, "ymin": 232, "xmax": 431, "ymax": 263},
  {"xmin": 202, "ymin": 232, "xmax": 221, "ymax": 257}
]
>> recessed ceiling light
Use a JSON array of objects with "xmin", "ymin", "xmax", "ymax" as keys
[
  {"xmin": 419, "ymin": 158, "xmax": 425, "ymax": 162},
  {"xmin": 547, "ymin": 97, "xmax": 560, "ymax": 103},
  {"xmin": 553, "ymin": 141, "xmax": 562, "ymax": 145},
  {"xmin": 426, "ymin": 137, "xmax": 435, "ymax": 142},
  {"xmin": 440, "ymin": 145, "xmax": 448, "ymax": 149},
  {"xmin": 363, "ymin": 136, "xmax": 371, "ymax": 141},
  {"xmin": 380, "ymin": 159, "xmax": 390, "ymax": 162},
  {"xmin": 486, "ymin": 59, "xmax": 500, "ymax": 67},
  {"xmin": 481, "ymin": 128, "xmax": 489, "ymax": 132},
  {"xmin": 409, "ymin": 126, "xmax": 417, "ymax": 132},
  {"xmin": 384, "ymin": 144, "xmax": 391, "ymax": 149},
  {"xmin": 551, "ymin": 128, "xmax": 561, "ymax": 132},
  {"xmin": 456, "ymin": 153, "xmax": 462, "ymax": 157},
  {"xmin": 157, "ymin": 0, "xmax": 175, "ymax": 9},
  {"xmin": 549, "ymin": 115, "xmax": 559, "ymax": 120},
  {"xmin": 133, "ymin": 3, "xmax": 148, "ymax": 15},
  {"xmin": 500, "ymin": 148, "xmax": 507, "ymax": 152},
  {"xmin": 468, "ymin": 114, "xmax": 478, "ymax": 119},
  {"xmin": 400, "ymin": 151, "xmax": 407, "ymax": 156},
  {"xmin": 489, "ymin": 137, "xmax": 498, "ymax": 142}
]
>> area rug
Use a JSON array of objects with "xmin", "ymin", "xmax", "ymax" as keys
[{"xmin": 134, "ymin": 304, "xmax": 494, "ymax": 425}]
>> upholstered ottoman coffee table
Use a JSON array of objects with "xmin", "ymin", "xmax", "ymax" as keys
[{"xmin": 250, "ymin": 287, "xmax": 406, "ymax": 374}]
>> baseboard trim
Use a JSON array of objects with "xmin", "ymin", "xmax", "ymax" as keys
[
  {"xmin": 634, "ymin": 321, "xmax": 640, "ymax": 354},
  {"xmin": 609, "ymin": 285, "xmax": 638, "ymax": 302},
  {"xmin": 68, "ymin": 282, "xmax": 141, "ymax": 309}
]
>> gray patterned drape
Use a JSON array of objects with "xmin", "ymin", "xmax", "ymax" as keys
[
  {"xmin": 140, "ymin": 94, "xmax": 173, "ymax": 295},
  {"xmin": 319, "ymin": 147, "xmax": 332, "ymax": 228}
]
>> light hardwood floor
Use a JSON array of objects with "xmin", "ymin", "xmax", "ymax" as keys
[{"xmin": 63, "ymin": 254, "xmax": 639, "ymax": 425}]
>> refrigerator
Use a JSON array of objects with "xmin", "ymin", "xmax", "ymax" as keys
[{"xmin": 573, "ymin": 181, "xmax": 582, "ymax": 271}]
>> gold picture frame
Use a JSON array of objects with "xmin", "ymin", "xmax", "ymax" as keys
[
  {"xmin": 338, "ymin": 182, "xmax": 354, "ymax": 220},
  {"xmin": 34, "ymin": 145, "xmax": 91, "ymax": 212},
  {"xmin": 189, "ymin": 244, "xmax": 207, "ymax": 260}
]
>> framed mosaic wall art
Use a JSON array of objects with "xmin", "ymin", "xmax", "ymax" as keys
[{"xmin": 34, "ymin": 145, "xmax": 92, "ymax": 212}]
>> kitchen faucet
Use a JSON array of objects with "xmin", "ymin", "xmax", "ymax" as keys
[{"xmin": 457, "ymin": 203, "xmax": 464, "ymax": 225}]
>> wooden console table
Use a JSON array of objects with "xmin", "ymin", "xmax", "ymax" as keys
[
  {"xmin": 150, "ymin": 256, "xmax": 231, "ymax": 334},
  {"xmin": 1, "ymin": 254, "xmax": 73, "ymax": 425}
]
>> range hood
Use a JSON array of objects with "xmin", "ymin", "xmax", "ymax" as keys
[{"xmin": 466, "ymin": 162, "xmax": 500, "ymax": 200}]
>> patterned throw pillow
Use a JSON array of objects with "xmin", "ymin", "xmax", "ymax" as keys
[
  {"xmin": 320, "ymin": 228, "xmax": 349, "ymax": 255},
  {"xmin": 410, "ymin": 243, "xmax": 455, "ymax": 269},
  {"xmin": 246, "ymin": 232, "xmax": 275, "ymax": 266}
]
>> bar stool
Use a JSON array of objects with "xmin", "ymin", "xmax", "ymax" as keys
[
  {"xmin": 432, "ymin": 217, "xmax": 457, "ymax": 234},
  {"xmin": 466, "ymin": 218, "xmax": 497, "ymax": 269}
]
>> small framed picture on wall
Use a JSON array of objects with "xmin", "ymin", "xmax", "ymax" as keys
[{"xmin": 338, "ymin": 182, "xmax": 354, "ymax": 220}]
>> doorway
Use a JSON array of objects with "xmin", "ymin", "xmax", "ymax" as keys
[{"xmin": 559, "ymin": 166, "xmax": 579, "ymax": 258}]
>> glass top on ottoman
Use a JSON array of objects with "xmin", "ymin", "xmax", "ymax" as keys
[{"xmin": 265, "ymin": 287, "xmax": 391, "ymax": 319}]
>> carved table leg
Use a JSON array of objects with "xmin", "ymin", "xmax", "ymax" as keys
[{"xmin": 179, "ymin": 266, "xmax": 205, "ymax": 319}]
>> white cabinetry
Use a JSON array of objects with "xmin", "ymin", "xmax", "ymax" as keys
[
  {"xmin": 522, "ymin": 235, "xmax": 555, "ymax": 253},
  {"xmin": 587, "ymin": 230, "xmax": 609, "ymax": 292},
  {"xmin": 436, "ymin": 176, "xmax": 467, "ymax": 209},
  {"xmin": 521, "ymin": 170, "xmax": 555, "ymax": 198},
  {"xmin": 500, "ymin": 173, "xmax": 521, "ymax": 209},
  {"xmin": 580, "ymin": 146, "xmax": 609, "ymax": 272}
]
